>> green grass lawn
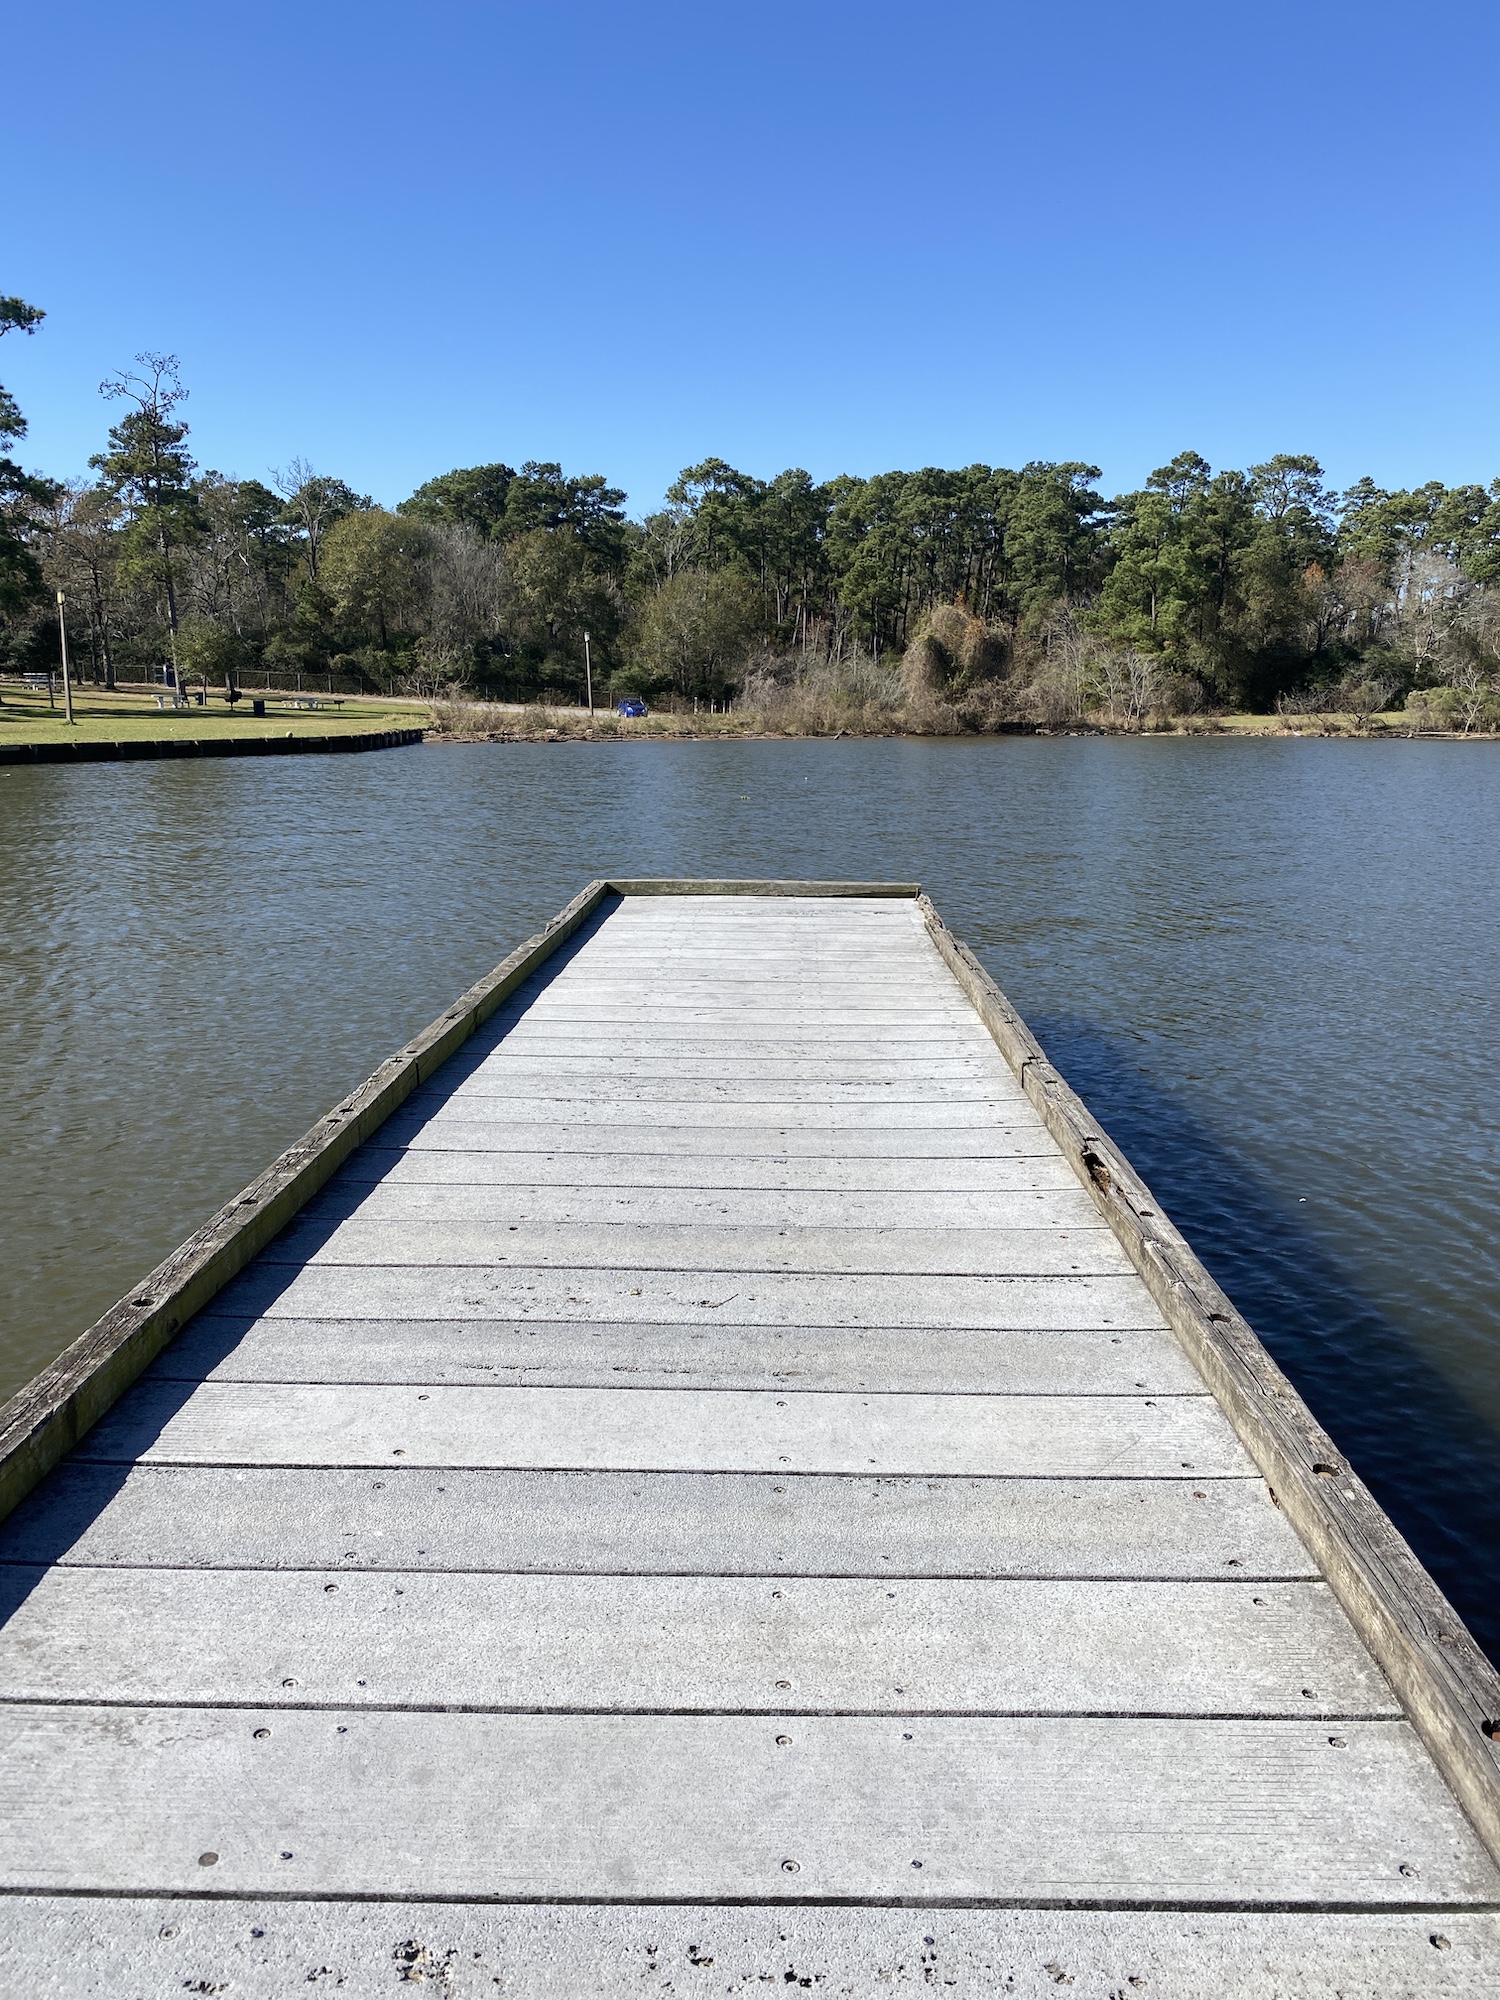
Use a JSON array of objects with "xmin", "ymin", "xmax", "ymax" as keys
[
  {"xmin": 1213, "ymin": 710, "xmax": 1411, "ymax": 732},
  {"xmin": 0, "ymin": 684, "xmax": 421, "ymax": 745}
]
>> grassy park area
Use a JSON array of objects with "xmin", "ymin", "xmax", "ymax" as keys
[
  {"xmin": 0, "ymin": 681, "xmax": 1459, "ymax": 751},
  {"xmin": 0, "ymin": 681, "xmax": 422, "ymax": 746}
]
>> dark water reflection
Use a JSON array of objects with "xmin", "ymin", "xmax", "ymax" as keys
[{"xmin": 2, "ymin": 737, "xmax": 1498, "ymax": 1653}]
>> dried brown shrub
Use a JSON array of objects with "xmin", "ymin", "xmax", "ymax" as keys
[{"xmin": 899, "ymin": 605, "xmax": 1008, "ymax": 702}]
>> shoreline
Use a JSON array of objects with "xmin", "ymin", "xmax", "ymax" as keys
[
  {"xmin": 0, "ymin": 727, "xmax": 424, "ymax": 765},
  {"xmin": 6, "ymin": 684, "xmax": 1495, "ymax": 757},
  {"xmin": 422, "ymin": 718, "xmax": 1500, "ymax": 746}
]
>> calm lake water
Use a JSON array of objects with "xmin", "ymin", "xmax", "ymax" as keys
[{"xmin": 3, "ymin": 737, "xmax": 1498, "ymax": 1655}]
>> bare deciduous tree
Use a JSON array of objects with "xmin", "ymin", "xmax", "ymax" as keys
[
  {"xmin": 43, "ymin": 481, "xmax": 123, "ymax": 686},
  {"xmin": 423, "ymin": 525, "xmax": 508, "ymax": 674},
  {"xmin": 271, "ymin": 458, "xmax": 367, "ymax": 579}
]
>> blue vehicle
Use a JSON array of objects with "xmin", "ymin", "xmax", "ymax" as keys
[{"xmin": 616, "ymin": 697, "xmax": 649, "ymax": 717}]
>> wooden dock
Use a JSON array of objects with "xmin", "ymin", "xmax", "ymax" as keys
[{"xmin": 1, "ymin": 880, "xmax": 1498, "ymax": 1995}]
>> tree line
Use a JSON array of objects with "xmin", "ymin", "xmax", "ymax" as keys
[{"xmin": 3, "ymin": 300, "xmax": 1499, "ymax": 725}]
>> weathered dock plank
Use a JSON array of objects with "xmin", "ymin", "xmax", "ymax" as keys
[
  {"xmin": 3, "ymin": 1709, "xmax": 1493, "ymax": 1904},
  {"xmin": 7, "ymin": 1900, "xmax": 1498, "ymax": 2000},
  {"xmin": 467, "ymin": 1057, "xmax": 1014, "ymax": 1082},
  {"xmin": 1, "ymin": 882, "xmax": 1497, "ymax": 1994},
  {"xmin": 0, "ymin": 1464, "xmax": 1315, "ymax": 1578},
  {"xmin": 421, "ymin": 1078, "xmax": 1031, "ymax": 1103},
  {"xmin": 342, "ymin": 1146, "xmax": 1080, "ymax": 1185},
  {"xmin": 77, "ymin": 1380, "xmax": 1249, "ymax": 1476},
  {"xmin": 302, "ymin": 1183, "xmax": 1106, "ymax": 1226},
  {"xmin": 0, "ymin": 1571, "xmax": 1397, "ymax": 1715},
  {"xmin": 381, "ymin": 1118, "xmax": 1060, "ymax": 1155},
  {"xmin": 225, "ymin": 1264, "xmax": 1169, "ymax": 1324},
  {"xmin": 160, "ymin": 1316, "xmax": 1200, "ymax": 1392},
  {"xmin": 392, "ymin": 1097, "xmax": 1040, "ymax": 1125},
  {"xmin": 266, "ymin": 1219, "xmax": 1136, "ymax": 1274}
]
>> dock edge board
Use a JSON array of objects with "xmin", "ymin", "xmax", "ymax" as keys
[
  {"xmin": 0, "ymin": 876, "xmax": 614, "ymax": 1527},
  {"xmin": 915, "ymin": 891, "xmax": 1500, "ymax": 1868},
  {"xmin": 0, "ymin": 874, "xmax": 1496, "ymax": 1873}
]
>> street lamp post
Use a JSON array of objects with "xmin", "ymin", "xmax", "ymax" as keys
[
  {"xmin": 56, "ymin": 591, "xmax": 76, "ymax": 726},
  {"xmin": 584, "ymin": 630, "xmax": 594, "ymax": 718}
]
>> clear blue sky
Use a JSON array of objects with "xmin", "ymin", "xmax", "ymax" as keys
[{"xmin": 7, "ymin": 0, "xmax": 1498, "ymax": 514}]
